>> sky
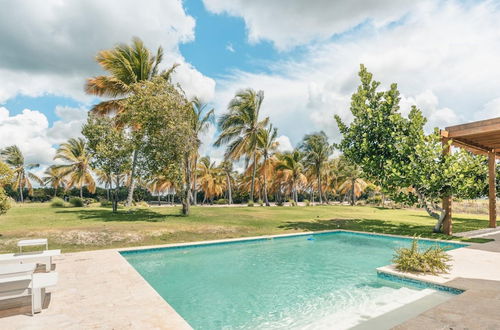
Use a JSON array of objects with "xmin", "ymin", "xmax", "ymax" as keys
[{"xmin": 1, "ymin": 0, "xmax": 500, "ymax": 176}]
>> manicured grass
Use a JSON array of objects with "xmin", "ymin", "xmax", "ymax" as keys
[{"xmin": 0, "ymin": 203, "xmax": 492, "ymax": 253}]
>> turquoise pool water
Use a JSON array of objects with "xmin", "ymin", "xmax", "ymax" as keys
[{"xmin": 121, "ymin": 232, "xmax": 465, "ymax": 329}]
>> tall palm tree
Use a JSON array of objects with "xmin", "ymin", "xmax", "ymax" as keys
[
  {"xmin": 43, "ymin": 166, "xmax": 66, "ymax": 197},
  {"xmin": 214, "ymin": 89, "xmax": 269, "ymax": 202},
  {"xmin": 0, "ymin": 145, "xmax": 42, "ymax": 202},
  {"xmin": 147, "ymin": 175, "xmax": 173, "ymax": 206},
  {"xmin": 257, "ymin": 124, "xmax": 279, "ymax": 206},
  {"xmin": 275, "ymin": 150, "xmax": 307, "ymax": 204},
  {"xmin": 85, "ymin": 37, "xmax": 175, "ymax": 207},
  {"xmin": 300, "ymin": 131, "xmax": 333, "ymax": 204},
  {"xmin": 54, "ymin": 138, "xmax": 96, "ymax": 198},
  {"xmin": 339, "ymin": 163, "xmax": 367, "ymax": 205},
  {"xmin": 220, "ymin": 160, "xmax": 235, "ymax": 204},
  {"xmin": 191, "ymin": 97, "xmax": 215, "ymax": 205}
]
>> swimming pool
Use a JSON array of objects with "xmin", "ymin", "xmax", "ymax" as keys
[{"xmin": 121, "ymin": 231, "xmax": 466, "ymax": 329}]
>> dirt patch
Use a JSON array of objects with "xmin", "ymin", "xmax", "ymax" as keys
[{"xmin": 53, "ymin": 230, "xmax": 143, "ymax": 246}]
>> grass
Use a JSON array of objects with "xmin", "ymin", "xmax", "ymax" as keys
[{"xmin": 0, "ymin": 203, "xmax": 493, "ymax": 253}]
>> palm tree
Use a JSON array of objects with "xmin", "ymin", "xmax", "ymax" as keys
[
  {"xmin": 85, "ymin": 37, "xmax": 175, "ymax": 207},
  {"xmin": 43, "ymin": 166, "xmax": 66, "ymax": 197},
  {"xmin": 220, "ymin": 160, "xmax": 235, "ymax": 204},
  {"xmin": 275, "ymin": 150, "xmax": 307, "ymax": 204},
  {"xmin": 54, "ymin": 138, "xmax": 96, "ymax": 198},
  {"xmin": 300, "ymin": 131, "xmax": 333, "ymax": 204},
  {"xmin": 147, "ymin": 175, "xmax": 173, "ymax": 205},
  {"xmin": 191, "ymin": 98, "xmax": 215, "ymax": 205},
  {"xmin": 257, "ymin": 124, "xmax": 279, "ymax": 206},
  {"xmin": 214, "ymin": 89, "xmax": 269, "ymax": 202},
  {"xmin": 338, "ymin": 163, "xmax": 367, "ymax": 205},
  {"xmin": 0, "ymin": 145, "xmax": 42, "ymax": 202},
  {"xmin": 197, "ymin": 156, "xmax": 225, "ymax": 204}
]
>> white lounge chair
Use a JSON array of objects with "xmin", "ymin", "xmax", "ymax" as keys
[
  {"xmin": 0, "ymin": 263, "xmax": 58, "ymax": 315},
  {"xmin": 0, "ymin": 250, "xmax": 61, "ymax": 272},
  {"xmin": 17, "ymin": 239, "xmax": 48, "ymax": 253}
]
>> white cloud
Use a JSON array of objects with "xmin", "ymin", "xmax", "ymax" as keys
[
  {"xmin": 203, "ymin": 0, "xmax": 416, "ymax": 50},
  {"xmin": 276, "ymin": 135, "xmax": 293, "ymax": 152},
  {"xmin": 226, "ymin": 42, "xmax": 235, "ymax": 53},
  {"xmin": 0, "ymin": 0, "xmax": 215, "ymax": 103},
  {"xmin": 210, "ymin": 0, "xmax": 500, "ymax": 145}
]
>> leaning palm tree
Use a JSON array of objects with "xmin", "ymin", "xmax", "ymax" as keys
[
  {"xmin": 214, "ymin": 89, "xmax": 269, "ymax": 202},
  {"xmin": 275, "ymin": 150, "xmax": 307, "ymax": 204},
  {"xmin": 257, "ymin": 124, "xmax": 279, "ymax": 206},
  {"xmin": 54, "ymin": 138, "xmax": 96, "ymax": 198},
  {"xmin": 0, "ymin": 145, "xmax": 42, "ymax": 202},
  {"xmin": 300, "ymin": 131, "xmax": 333, "ymax": 204},
  {"xmin": 220, "ymin": 160, "xmax": 235, "ymax": 204},
  {"xmin": 43, "ymin": 166, "xmax": 66, "ymax": 197},
  {"xmin": 197, "ymin": 156, "xmax": 226, "ymax": 204},
  {"xmin": 85, "ymin": 37, "xmax": 177, "ymax": 207},
  {"xmin": 338, "ymin": 163, "xmax": 367, "ymax": 206},
  {"xmin": 191, "ymin": 97, "xmax": 215, "ymax": 205}
]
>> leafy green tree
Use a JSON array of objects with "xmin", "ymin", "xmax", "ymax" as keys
[
  {"xmin": 300, "ymin": 131, "xmax": 334, "ymax": 204},
  {"xmin": 85, "ymin": 37, "xmax": 177, "ymax": 207},
  {"xmin": 123, "ymin": 77, "xmax": 196, "ymax": 215},
  {"xmin": 0, "ymin": 145, "xmax": 42, "ymax": 202},
  {"xmin": 82, "ymin": 115, "xmax": 133, "ymax": 212},
  {"xmin": 215, "ymin": 89, "xmax": 269, "ymax": 203},
  {"xmin": 336, "ymin": 65, "xmax": 487, "ymax": 232},
  {"xmin": 191, "ymin": 97, "xmax": 215, "ymax": 205},
  {"xmin": 257, "ymin": 123, "xmax": 279, "ymax": 206},
  {"xmin": 54, "ymin": 138, "xmax": 96, "ymax": 199},
  {"xmin": 0, "ymin": 161, "xmax": 13, "ymax": 215}
]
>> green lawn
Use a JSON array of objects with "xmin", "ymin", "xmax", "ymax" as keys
[{"xmin": 0, "ymin": 203, "xmax": 492, "ymax": 253}]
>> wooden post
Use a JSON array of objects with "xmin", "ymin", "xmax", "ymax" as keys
[
  {"xmin": 488, "ymin": 150, "xmax": 497, "ymax": 228},
  {"xmin": 442, "ymin": 137, "xmax": 452, "ymax": 235}
]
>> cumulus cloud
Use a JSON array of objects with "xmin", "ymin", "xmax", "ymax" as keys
[
  {"xmin": 203, "ymin": 0, "xmax": 416, "ymax": 50},
  {"xmin": 210, "ymin": 0, "xmax": 500, "ymax": 145},
  {"xmin": 0, "ymin": 0, "xmax": 214, "ymax": 103},
  {"xmin": 276, "ymin": 135, "xmax": 293, "ymax": 152}
]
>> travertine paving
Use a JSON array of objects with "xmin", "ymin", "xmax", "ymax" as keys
[{"xmin": 0, "ymin": 249, "xmax": 191, "ymax": 330}]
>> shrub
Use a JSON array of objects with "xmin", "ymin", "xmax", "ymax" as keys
[
  {"xmin": 276, "ymin": 200, "xmax": 284, "ymax": 206},
  {"xmin": 304, "ymin": 199, "xmax": 310, "ymax": 206},
  {"xmin": 50, "ymin": 197, "xmax": 65, "ymax": 208},
  {"xmin": 393, "ymin": 237, "xmax": 452, "ymax": 275},
  {"xmin": 0, "ymin": 188, "xmax": 11, "ymax": 215},
  {"xmin": 257, "ymin": 199, "xmax": 264, "ymax": 206},
  {"xmin": 288, "ymin": 199, "xmax": 296, "ymax": 206},
  {"xmin": 69, "ymin": 197, "xmax": 84, "ymax": 207},
  {"xmin": 215, "ymin": 199, "xmax": 228, "ymax": 205},
  {"xmin": 247, "ymin": 200, "xmax": 254, "ymax": 207},
  {"xmin": 135, "ymin": 201, "xmax": 149, "ymax": 208},
  {"xmin": 100, "ymin": 200, "xmax": 112, "ymax": 207}
]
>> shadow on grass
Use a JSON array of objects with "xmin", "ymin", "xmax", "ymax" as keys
[
  {"xmin": 278, "ymin": 217, "xmax": 494, "ymax": 242},
  {"xmin": 55, "ymin": 208, "xmax": 179, "ymax": 222}
]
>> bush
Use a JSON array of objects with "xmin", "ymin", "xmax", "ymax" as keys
[
  {"xmin": 215, "ymin": 199, "xmax": 228, "ymax": 205},
  {"xmin": 100, "ymin": 200, "xmax": 112, "ymax": 207},
  {"xmin": 276, "ymin": 200, "xmax": 284, "ymax": 206},
  {"xmin": 304, "ymin": 199, "xmax": 310, "ymax": 206},
  {"xmin": 257, "ymin": 199, "xmax": 264, "ymax": 206},
  {"xmin": 134, "ymin": 201, "xmax": 149, "ymax": 208},
  {"xmin": 366, "ymin": 195, "xmax": 382, "ymax": 205},
  {"xmin": 288, "ymin": 199, "xmax": 296, "ymax": 206},
  {"xmin": 247, "ymin": 200, "xmax": 254, "ymax": 207},
  {"xmin": 50, "ymin": 197, "xmax": 65, "ymax": 208},
  {"xmin": 69, "ymin": 197, "xmax": 84, "ymax": 207},
  {"xmin": 0, "ymin": 188, "xmax": 11, "ymax": 215},
  {"xmin": 393, "ymin": 237, "xmax": 452, "ymax": 275}
]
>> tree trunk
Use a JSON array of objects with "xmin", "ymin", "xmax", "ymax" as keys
[
  {"xmin": 158, "ymin": 194, "xmax": 161, "ymax": 206},
  {"xmin": 415, "ymin": 189, "xmax": 446, "ymax": 232},
  {"xmin": 182, "ymin": 153, "xmax": 191, "ymax": 216},
  {"xmin": 112, "ymin": 177, "xmax": 119, "ymax": 213},
  {"xmin": 350, "ymin": 180, "xmax": 355, "ymax": 206},
  {"xmin": 263, "ymin": 156, "xmax": 270, "ymax": 206},
  {"xmin": 80, "ymin": 186, "xmax": 83, "ymax": 199},
  {"xmin": 19, "ymin": 173, "xmax": 24, "ymax": 203},
  {"xmin": 249, "ymin": 151, "xmax": 257, "ymax": 202},
  {"xmin": 317, "ymin": 166, "xmax": 323, "ymax": 204},
  {"xmin": 226, "ymin": 172, "xmax": 232, "ymax": 204},
  {"xmin": 54, "ymin": 187, "xmax": 57, "ymax": 198},
  {"xmin": 126, "ymin": 149, "xmax": 139, "ymax": 207},
  {"xmin": 192, "ymin": 155, "xmax": 198, "ymax": 205}
]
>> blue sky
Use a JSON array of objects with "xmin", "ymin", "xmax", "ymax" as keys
[{"xmin": 1, "ymin": 0, "xmax": 500, "ymax": 170}]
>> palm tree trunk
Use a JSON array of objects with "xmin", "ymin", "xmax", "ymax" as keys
[
  {"xmin": 80, "ymin": 186, "xmax": 83, "ymax": 199},
  {"xmin": 351, "ymin": 179, "xmax": 355, "ymax": 206},
  {"xmin": 226, "ymin": 173, "xmax": 233, "ymax": 204},
  {"xmin": 54, "ymin": 187, "xmax": 57, "ymax": 198},
  {"xmin": 158, "ymin": 193, "xmax": 161, "ymax": 206},
  {"xmin": 249, "ymin": 151, "xmax": 257, "ymax": 202},
  {"xmin": 126, "ymin": 149, "xmax": 138, "ymax": 207},
  {"xmin": 19, "ymin": 173, "xmax": 24, "ymax": 203},
  {"xmin": 317, "ymin": 167, "xmax": 323, "ymax": 204}
]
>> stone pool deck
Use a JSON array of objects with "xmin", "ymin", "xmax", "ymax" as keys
[
  {"xmin": 378, "ymin": 232, "xmax": 500, "ymax": 329},
  {"xmin": 1, "ymin": 230, "xmax": 500, "ymax": 329},
  {"xmin": 0, "ymin": 249, "xmax": 191, "ymax": 330}
]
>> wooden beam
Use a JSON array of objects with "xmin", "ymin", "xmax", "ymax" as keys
[
  {"xmin": 446, "ymin": 117, "xmax": 500, "ymax": 138},
  {"xmin": 489, "ymin": 151, "xmax": 497, "ymax": 228},
  {"xmin": 442, "ymin": 138, "xmax": 453, "ymax": 235}
]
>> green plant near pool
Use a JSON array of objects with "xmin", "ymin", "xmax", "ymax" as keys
[
  {"xmin": 69, "ymin": 197, "xmax": 84, "ymax": 207},
  {"xmin": 50, "ymin": 197, "xmax": 66, "ymax": 208},
  {"xmin": 393, "ymin": 236, "xmax": 452, "ymax": 275}
]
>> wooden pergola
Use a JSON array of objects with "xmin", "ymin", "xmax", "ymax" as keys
[{"xmin": 440, "ymin": 117, "xmax": 500, "ymax": 235}]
